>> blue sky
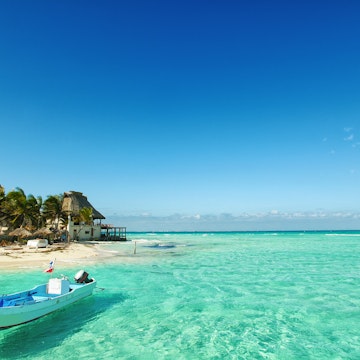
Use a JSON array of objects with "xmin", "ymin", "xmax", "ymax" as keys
[{"xmin": 1, "ymin": 1, "xmax": 360, "ymax": 231}]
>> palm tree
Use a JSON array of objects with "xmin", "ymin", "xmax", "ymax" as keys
[
  {"xmin": 79, "ymin": 207, "xmax": 93, "ymax": 225},
  {"xmin": 0, "ymin": 185, "xmax": 5, "ymax": 202},
  {"xmin": 42, "ymin": 194, "xmax": 65, "ymax": 230},
  {"xmin": 1, "ymin": 188, "xmax": 43, "ymax": 231},
  {"xmin": 0, "ymin": 185, "xmax": 6, "ymax": 225},
  {"xmin": 26, "ymin": 194, "xmax": 43, "ymax": 230}
]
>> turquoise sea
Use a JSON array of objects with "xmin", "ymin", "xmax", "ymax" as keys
[{"xmin": 1, "ymin": 231, "xmax": 360, "ymax": 359}]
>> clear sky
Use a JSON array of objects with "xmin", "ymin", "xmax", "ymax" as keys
[{"xmin": 1, "ymin": 1, "xmax": 360, "ymax": 231}]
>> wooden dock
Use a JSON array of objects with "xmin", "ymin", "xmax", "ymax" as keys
[{"xmin": 100, "ymin": 225, "xmax": 127, "ymax": 241}]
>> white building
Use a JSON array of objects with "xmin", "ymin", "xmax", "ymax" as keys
[
  {"xmin": 62, "ymin": 191, "xmax": 126, "ymax": 241},
  {"xmin": 62, "ymin": 191, "xmax": 105, "ymax": 241}
]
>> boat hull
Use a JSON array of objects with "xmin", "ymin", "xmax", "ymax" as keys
[{"xmin": 0, "ymin": 280, "xmax": 97, "ymax": 328}]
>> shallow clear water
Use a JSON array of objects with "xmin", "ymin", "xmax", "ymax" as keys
[{"xmin": 1, "ymin": 232, "xmax": 360, "ymax": 359}]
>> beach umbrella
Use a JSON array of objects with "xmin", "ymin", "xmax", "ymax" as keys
[
  {"xmin": 9, "ymin": 228, "xmax": 32, "ymax": 238},
  {"xmin": 32, "ymin": 227, "xmax": 53, "ymax": 237}
]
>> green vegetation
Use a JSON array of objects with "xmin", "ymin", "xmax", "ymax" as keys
[
  {"xmin": 78, "ymin": 207, "xmax": 93, "ymax": 225},
  {"xmin": 0, "ymin": 185, "xmax": 67, "ymax": 233}
]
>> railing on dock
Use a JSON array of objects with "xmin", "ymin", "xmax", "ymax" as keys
[{"xmin": 100, "ymin": 226, "xmax": 127, "ymax": 241}]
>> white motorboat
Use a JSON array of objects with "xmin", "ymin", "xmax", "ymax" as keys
[{"xmin": 0, "ymin": 270, "xmax": 96, "ymax": 328}]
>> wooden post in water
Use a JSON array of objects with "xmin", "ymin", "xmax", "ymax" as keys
[{"xmin": 133, "ymin": 241, "xmax": 137, "ymax": 255}]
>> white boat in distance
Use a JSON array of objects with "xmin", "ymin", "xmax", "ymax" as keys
[{"xmin": 0, "ymin": 270, "xmax": 96, "ymax": 329}]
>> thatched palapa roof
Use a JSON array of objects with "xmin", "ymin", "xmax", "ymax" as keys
[
  {"xmin": 9, "ymin": 227, "xmax": 32, "ymax": 238},
  {"xmin": 62, "ymin": 191, "xmax": 105, "ymax": 220}
]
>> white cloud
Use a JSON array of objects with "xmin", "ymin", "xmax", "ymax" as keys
[
  {"xmin": 141, "ymin": 212, "xmax": 152, "ymax": 217},
  {"xmin": 104, "ymin": 210, "xmax": 360, "ymax": 231},
  {"xmin": 344, "ymin": 134, "xmax": 354, "ymax": 141}
]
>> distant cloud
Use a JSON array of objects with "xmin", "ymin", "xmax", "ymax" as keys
[
  {"xmin": 344, "ymin": 134, "xmax": 354, "ymax": 141},
  {"xmin": 104, "ymin": 210, "xmax": 360, "ymax": 232},
  {"xmin": 343, "ymin": 127, "xmax": 357, "ymax": 143}
]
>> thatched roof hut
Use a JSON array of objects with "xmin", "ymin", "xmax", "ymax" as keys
[
  {"xmin": 62, "ymin": 191, "xmax": 105, "ymax": 220},
  {"xmin": 9, "ymin": 227, "xmax": 32, "ymax": 238}
]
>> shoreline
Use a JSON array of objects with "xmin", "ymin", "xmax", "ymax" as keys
[{"xmin": 0, "ymin": 242, "xmax": 109, "ymax": 270}]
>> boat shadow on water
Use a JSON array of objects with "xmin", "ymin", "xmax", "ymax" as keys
[
  {"xmin": 143, "ymin": 242, "xmax": 177, "ymax": 249},
  {"xmin": 139, "ymin": 242, "xmax": 194, "ymax": 257},
  {"xmin": 0, "ymin": 291, "xmax": 126, "ymax": 359}
]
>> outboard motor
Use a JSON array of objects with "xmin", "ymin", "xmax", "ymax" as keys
[{"xmin": 74, "ymin": 270, "xmax": 93, "ymax": 284}]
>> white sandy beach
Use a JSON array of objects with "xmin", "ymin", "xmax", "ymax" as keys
[{"xmin": 0, "ymin": 242, "xmax": 105, "ymax": 270}]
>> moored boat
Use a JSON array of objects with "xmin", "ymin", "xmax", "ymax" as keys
[{"xmin": 0, "ymin": 270, "xmax": 96, "ymax": 329}]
